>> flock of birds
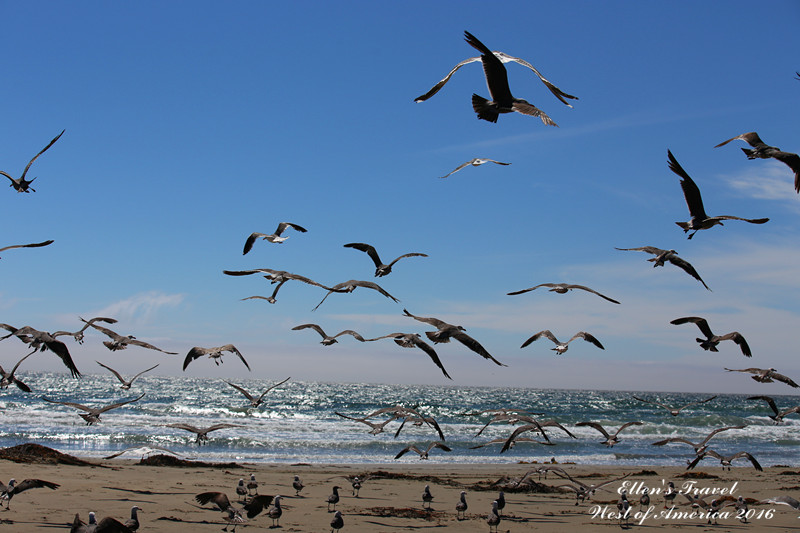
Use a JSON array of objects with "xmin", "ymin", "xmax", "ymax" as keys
[{"xmin": 1, "ymin": 30, "xmax": 799, "ymax": 531}]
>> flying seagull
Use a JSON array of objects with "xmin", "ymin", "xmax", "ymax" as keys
[
  {"xmin": 51, "ymin": 317, "xmax": 119, "ymax": 345},
  {"xmin": 668, "ymin": 150, "xmax": 769, "ymax": 239},
  {"xmin": 0, "ymin": 478, "xmax": 59, "ymax": 509},
  {"xmin": 724, "ymin": 367, "xmax": 798, "ymax": 388},
  {"xmin": 576, "ymin": 421, "xmax": 643, "ymax": 447},
  {"xmin": 552, "ymin": 472, "xmax": 632, "ymax": 506},
  {"xmin": 334, "ymin": 411, "xmax": 401, "ymax": 435},
  {"xmin": 312, "ymin": 279, "xmax": 399, "ymax": 311},
  {"xmin": 0, "ymin": 130, "xmax": 64, "ymax": 193},
  {"xmin": 615, "ymin": 246, "xmax": 710, "ymax": 290},
  {"xmin": 224, "ymin": 268, "xmax": 339, "ymax": 304},
  {"xmin": 96, "ymin": 361, "xmax": 159, "ymax": 389},
  {"xmin": 0, "ymin": 324, "xmax": 81, "ymax": 378},
  {"xmin": 224, "ymin": 377, "xmax": 290, "ymax": 408},
  {"xmin": 0, "ymin": 350, "xmax": 35, "ymax": 392},
  {"xmin": 242, "ymin": 222, "xmax": 307, "ymax": 255},
  {"xmin": 499, "ymin": 422, "xmax": 554, "ymax": 452},
  {"xmin": 183, "ymin": 344, "xmax": 250, "ymax": 371},
  {"xmin": 670, "ymin": 316, "xmax": 751, "ymax": 357},
  {"xmin": 292, "ymin": 324, "xmax": 366, "ymax": 345},
  {"xmin": 520, "ymin": 330, "xmax": 604, "ymax": 354},
  {"xmin": 687, "ymin": 449, "xmax": 763, "ymax": 471},
  {"xmin": 715, "ymin": 131, "xmax": 800, "ymax": 193},
  {"xmin": 0, "ymin": 240, "xmax": 54, "ymax": 259},
  {"xmin": 464, "ymin": 31, "xmax": 558, "ymax": 125},
  {"xmin": 632, "ymin": 395, "xmax": 717, "ymax": 416},
  {"xmin": 507, "ymin": 282, "xmax": 620, "ymax": 304},
  {"xmin": 168, "ymin": 423, "xmax": 244, "ymax": 445},
  {"xmin": 747, "ymin": 395, "xmax": 800, "ymax": 423},
  {"xmin": 403, "ymin": 308, "xmax": 506, "ymax": 366},
  {"xmin": 80, "ymin": 319, "xmax": 177, "ymax": 354},
  {"xmin": 365, "ymin": 332, "xmax": 451, "ymax": 379},
  {"xmin": 394, "ymin": 442, "xmax": 452, "ymax": 460},
  {"xmin": 194, "ymin": 491, "xmax": 273, "ymax": 532},
  {"xmin": 343, "ymin": 242, "xmax": 427, "ymax": 277},
  {"xmin": 652, "ymin": 425, "xmax": 746, "ymax": 454},
  {"xmin": 438, "ymin": 158, "xmax": 511, "ymax": 179},
  {"xmin": 42, "ymin": 393, "xmax": 145, "ymax": 425}
]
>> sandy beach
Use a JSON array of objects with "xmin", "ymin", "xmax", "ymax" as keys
[{"xmin": 2, "ymin": 449, "xmax": 799, "ymax": 532}]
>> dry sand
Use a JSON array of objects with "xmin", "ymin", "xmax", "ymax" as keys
[{"xmin": 1, "ymin": 450, "xmax": 799, "ymax": 532}]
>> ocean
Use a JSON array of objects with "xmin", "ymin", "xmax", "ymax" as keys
[{"xmin": 1, "ymin": 372, "xmax": 797, "ymax": 467}]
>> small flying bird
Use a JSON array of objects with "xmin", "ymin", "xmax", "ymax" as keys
[
  {"xmin": 292, "ymin": 475, "xmax": 304, "ymax": 497},
  {"xmin": 365, "ymin": 332, "xmax": 451, "ymax": 379},
  {"xmin": 103, "ymin": 445, "xmax": 181, "ymax": 461},
  {"xmin": 576, "ymin": 421, "xmax": 643, "ymax": 447},
  {"xmin": 312, "ymin": 279, "xmax": 399, "ymax": 311},
  {"xmin": 330, "ymin": 510, "xmax": 344, "ymax": 532},
  {"xmin": 393, "ymin": 414, "xmax": 446, "ymax": 442},
  {"xmin": 651, "ymin": 425, "xmax": 746, "ymax": 454},
  {"xmin": 70, "ymin": 511, "xmax": 131, "ymax": 533},
  {"xmin": 0, "ymin": 350, "xmax": 35, "ymax": 392},
  {"xmin": 724, "ymin": 367, "xmax": 799, "ymax": 388},
  {"xmin": 334, "ymin": 411, "xmax": 401, "ymax": 435},
  {"xmin": 394, "ymin": 442, "xmax": 452, "ymax": 460},
  {"xmin": 464, "ymin": 31, "xmax": 559, "ymax": 125},
  {"xmin": 479, "ymin": 413, "xmax": 573, "ymax": 438},
  {"xmin": 96, "ymin": 361, "xmax": 159, "ymax": 389},
  {"xmin": 472, "ymin": 436, "xmax": 552, "ymax": 451},
  {"xmin": 80, "ymin": 319, "xmax": 177, "ymax": 354},
  {"xmin": 499, "ymin": 422, "xmax": 553, "ymax": 452},
  {"xmin": 455, "ymin": 491, "xmax": 468, "ymax": 519},
  {"xmin": 0, "ymin": 324, "xmax": 81, "ymax": 378},
  {"xmin": 414, "ymin": 44, "xmax": 577, "ymax": 106},
  {"xmin": 183, "ymin": 344, "xmax": 250, "ymax": 371},
  {"xmin": 0, "ymin": 130, "xmax": 64, "ymax": 193},
  {"xmin": 167, "ymin": 423, "xmax": 244, "ymax": 445},
  {"xmin": 0, "ymin": 240, "xmax": 54, "ymax": 259},
  {"xmin": 747, "ymin": 395, "xmax": 800, "ymax": 423},
  {"xmin": 687, "ymin": 449, "xmax": 763, "ymax": 471},
  {"xmin": 670, "ymin": 316, "xmax": 751, "ymax": 357},
  {"xmin": 343, "ymin": 242, "xmax": 427, "ymax": 277},
  {"xmin": 715, "ymin": 131, "xmax": 800, "ymax": 193},
  {"xmin": 224, "ymin": 376, "xmax": 290, "ymax": 408},
  {"xmin": 520, "ymin": 330, "xmax": 604, "ymax": 354},
  {"xmin": 42, "ymin": 393, "xmax": 145, "ymax": 425},
  {"xmin": 291, "ymin": 324, "xmax": 366, "ymax": 345},
  {"xmin": 615, "ymin": 246, "xmax": 710, "ymax": 290},
  {"xmin": 403, "ymin": 309, "xmax": 505, "ymax": 366},
  {"xmin": 0, "ymin": 478, "xmax": 59, "ymax": 509},
  {"xmin": 632, "ymin": 395, "xmax": 717, "ymax": 416},
  {"xmin": 52, "ymin": 317, "xmax": 119, "ymax": 345},
  {"xmin": 194, "ymin": 491, "xmax": 273, "ymax": 532},
  {"xmin": 242, "ymin": 222, "xmax": 307, "ymax": 254},
  {"xmin": 438, "ymin": 158, "xmax": 510, "ymax": 179},
  {"xmin": 668, "ymin": 150, "xmax": 769, "ymax": 239},
  {"xmin": 553, "ymin": 472, "xmax": 632, "ymax": 506},
  {"xmin": 507, "ymin": 282, "xmax": 620, "ymax": 304},
  {"xmin": 225, "ymin": 268, "xmax": 339, "ymax": 304}
]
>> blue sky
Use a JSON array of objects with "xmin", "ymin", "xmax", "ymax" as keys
[{"xmin": 1, "ymin": 1, "xmax": 799, "ymax": 393}]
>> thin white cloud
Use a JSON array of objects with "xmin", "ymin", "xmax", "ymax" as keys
[
  {"xmin": 89, "ymin": 291, "xmax": 185, "ymax": 325},
  {"xmin": 722, "ymin": 161, "xmax": 799, "ymax": 208}
]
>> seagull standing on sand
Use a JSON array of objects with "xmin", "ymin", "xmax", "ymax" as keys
[
  {"xmin": 194, "ymin": 491, "xmax": 273, "ymax": 532},
  {"xmin": 403, "ymin": 309, "xmax": 506, "ymax": 366},
  {"xmin": 70, "ymin": 511, "xmax": 131, "ymax": 533},
  {"xmin": 715, "ymin": 131, "xmax": 800, "ymax": 193},
  {"xmin": 455, "ymin": 491, "xmax": 468, "ymax": 519},
  {"xmin": 124, "ymin": 506, "xmax": 142, "ymax": 532},
  {"xmin": 508, "ymin": 282, "xmax": 620, "ymax": 304},
  {"xmin": 343, "ymin": 242, "xmax": 427, "ymax": 277},
  {"xmin": 520, "ymin": 330, "xmax": 604, "ymax": 354},
  {"xmin": 292, "ymin": 476, "xmax": 304, "ymax": 496},
  {"xmin": 438, "ymin": 158, "xmax": 510, "ymax": 179},
  {"xmin": 670, "ymin": 316, "xmax": 751, "ymax": 357},
  {"xmin": 1, "ymin": 130, "xmax": 64, "ymax": 193},
  {"xmin": 615, "ymin": 246, "xmax": 711, "ymax": 290},
  {"xmin": 668, "ymin": 150, "xmax": 769, "ymax": 239},
  {"xmin": 242, "ymin": 222, "xmax": 307, "ymax": 254},
  {"xmin": 463, "ymin": 31, "xmax": 560, "ymax": 125},
  {"xmin": 326, "ymin": 486, "xmax": 341, "ymax": 512},
  {"xmin": 330, "ymin": 510, "xmax": 344, "ymax": 532},
  {"xmin": 487, "ymin": 500, "xmax": 501, "ymax": 532},
  {"xmin": 422, "ymin": 485, "xmax": 433, "ymax": 509},
  {"xmin": 183, "ymin": 345, "xmax": 250, "ymax": 371}
]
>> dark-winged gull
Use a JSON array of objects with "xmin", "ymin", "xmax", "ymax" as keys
[
  {"xmin": 668, "ymin": 150, "xmax": 768, "ymax": 239},
  {"xmin": 292, "ymin": 475, "xmax": 304, "ymax": 496},
  {"xmin": 326, "ymin": 485, "xmax": 341, "ymax": 512},
  {"xmin": 715, "ymin": 131, "xmax": 800, "ymax": 193},
  {"xmin": 632, "ymin": 395, "xmax": 717, "ymax": 416},
  {"xmin": 42, "ymin": 393, "xmax": 145, "ymax": 425},
  {"xmin": 52, "ymin": 317, "xmax": 119, "ymax": 345},
  {"xmin": 463, "ymin": 31, "xmax": 559, "ymax": 125},
  {"xmin": 508, "ymin": 282, "xmax": 620, "ymax": 304},
  {"xmin": 615, "ymin": 246, "xmax": 711, "ymax": 290},
  {"xmin": 335, "ymin": 411, "xmax": 401, "ymax": 435},
  {"xmin": 394, "ymin": 442, "xmax": 452, "ymax": 460},
  {"xmin": 477, "ymin": 414, "xmax": 575, "ymax": 439},
  {"xmin": 499, "ymin": 422, "xmax": 554, "ymax": 452},
  {"xmin": 651, "ymin": 425, "xmax": 746, "ymax": 454},
  {"xmin": 183, "ymin": 344, "xmax": 250, "ymax": 371},
  {"xmin": 96, "ymin": 361, "xmax": 159, "ymax": 389},
  {"xmin": 487, "ymin": 500, "xmax": 501, "ymax": 532},
  {"xmin": 551, "ymin": 471, "xmax": 632, "ymax": 506},
  {"xmin": 670, "ymin": 316, "xmax": 751, "ymax": 357},
  {"xmin": 266, "ymin": 495, "xmax": 282, "ymax": 527},
  {"xmin": 0, "ymin": 130, "xmax": 64, "ymax": 193},
  {"xmin": 520, "ymin": 330, "xmax": 604, "ymax": 354},
  {"xmin": 343, "ymin": 242, "xmax": 427, "ymax": 277},
  {"xmin": 758, "ymin": 495, "xmax": 800, "ymax": 517},
  {"xmin": 235, "ymin": 478, "xmax": 248, "ymax": 502},
  {"xmin": 224, "ymin": 376, "xmax": 290, "ymax": 408},
  {"xmin": 687, "ymin": 449, "xmax": 763, "ymax": 471},
  {"xmin": 224, "ymin": 268, "xmax": 339, "ymax": 304},
  {"xmin": 747, "ymin": 395, "xmax": 800, "ymax": 423},
  {"xmin": 392, "ymin": 413, "xmax": 446, "ymax": 441},
  {"xmin": 167, "ymin": 423, "xmax": 244, "ymax": 445},
  {"xmin": 364, "ymin": 332, "xmax": 451, "ymax": 379},
  {"xmin": 576, "ymin": 421, "xmax": 642, "ymax": 447},
  {"xmin": 312, "ymin": 279, "xmax": 399, "ymax": 311},
  {"xmin": 455, "ymin": 491, "xmax": 468, "ymax": 519},
  {"xmin": 70, "ymin": 511, "xmax": 132, "ymax": 532},
  {"xmin": 422, "ymin": 485, "xmax": 433, "ymax": 509},
  {"xmin": 247, "ymin": 474, "xmax": 258, "ymax": 496},
  {"xmin": 0, "ymin": 478, "xmax": 59, "ymax": 509},
  {"xmin": 0, "ymin": 349, "xmax": 35, "ymax": 392},
  {"xmin": 438, "ymin": 158, "xmax": 511, "ymax": 179},
  {"xmin": 403, "ymin": 308, "xmax": 506, "ymax": 366},
  {"xmin": 80, "ymin": 319, "xmax": 177, "ymax": 354},
  {"xmin": 0, "ymin": 240, "xmax": 54, "ymax": 259},
  {"xmin": 0, "ymin": 324, "xmax": 81, "ymax": 377},
  {"xmin": 242, "ymin": 222, "xmax": 307, "ymax": 254},
  {"xmin": 330, "ymin": 510, "xmax": 343, "ymax": 532},
  {"xmin": 124, "ymin": 506, "xmax": 142, "ymax": 532},
  {"xmin": 195, "ymin": 491, "xmax": 273, "ymax": 532},
  {"xmin": 725, "ymin": 367, "xmax": 799, "ymax": 388},
  {"xmin": 291, "ymin": 324, "xmax": 366, "ymax": 345}
]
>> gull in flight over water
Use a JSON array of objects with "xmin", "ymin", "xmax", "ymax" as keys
[
  {"xmin": 96, "ymin": 361, "xmax": 159, "ymax": 389},
  {"xmin": 715, "ymin": 131, "xmax": 800, "ymax": 193},
  {"xmin": 508, "ymin": 282, "xmax": 620, "ymax": 304},
  {"xmin": 365, "ymin": 332, "xmax": 451, "ymax": 379},
  {"xmin": 747, "ymin": 395, "xmax": 800, "ymax": 423},
  {"xmin": 632, "ymin": 395, "xmax": 717, "ymax": 416},
  {"xmin": 42, "ymin": 393, "xmax": 145, "ymax": 425},
  {"xmin": 183, "ymin": 344, "xmax": 250, "ymax": 371},
  {"xmin": 394, "ymin": 442, "xmax": 452, "ymax": 460},
  {"xmin": 80, "ymin": 318, "xmax": 178, "ymax": 354},
  {"xmin": 224, "ymin": 377, "xmax": 290, "ymax": 408},
  {"xmin": 687, "ymin": 449, "xmax": 763, "ymax": 471},
  {"xmin": 0, "ymin": 130, "xmax": 64, "ymax": 193},
  {"xmin": 668, "ymin": 150, "xmax": 768, "ymax": 239},
  {"xmin": 438, "ymin": 158, "xmax": 510, "ymax": 179},
  {"xmin": 670, "ymin": 316, "xmax": 751, "ymax": 357},
  {"xmin": 168, "ymin": 423, "xmax": 244, "ymax": 445},
  {"xmin": 724, "ymin": 367, "xmax": 798, "ymax": 388},
  {"xmin": 312, "ymin": 280, "xmax": 399, "ymax": 311},
  {"xmin": 652, "ymin": 425, "xmax": 746, "ymax": 454},
  {"xmin": 520, "ymin": 330, "xmax": 604, "ymax": 354},
  {"xmin": 576, "ymin": 421, "xmax": 643, "ymax": 447}
]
